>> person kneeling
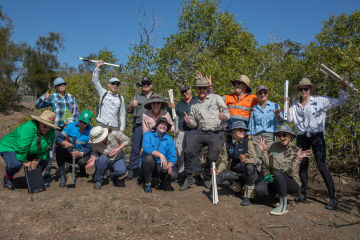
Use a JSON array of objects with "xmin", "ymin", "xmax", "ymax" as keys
[
  {"xmin": 141, "ymin": 117, "xmax": 178, "ymax": 193},
  {"xmin": 86, "ymin": 126, "xmax": 130, "ymax": 190},
  {"xmin": 55, "ymin": 110, "xmax": 93, "ymax": 187},
  {"xmin": 254, "ymin": 125, "xmax": 312, "ymax": 215}
]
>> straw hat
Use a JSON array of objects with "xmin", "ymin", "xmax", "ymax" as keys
[
  {"xmin": 144, "ymin": 94, "xmax": 168, "ymax": 110},
  {"xmin": 294, "ymin": 78, "xmax": 315, "ymax": 90},
  {"xmin": 230, "ymin": 75, "xmax": 252, "ymax": 93},
  {"xmin": 89, "ymin": 126, "xmax": 109, "ymax": 144},
  {"xmin": 192, "ymin": 77, "xmax": 212, "ymax": 89},
  {"xmin": 31, "ymin": 110, "xmax": 60, "ymax": 129}
]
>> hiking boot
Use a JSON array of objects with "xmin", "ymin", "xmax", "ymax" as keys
[
  {"xmin": 216, "ymin": 171, "xmax": 239, "ymax": 185},
  {"xmin": 43, "ymin": 167, "xmax": 51, "ymax": 179},
  {"xmin": 270, "ymin": 196, "xmax": 288, "ymax": 215},
  {"xmin": 58, "ymin": 165, "xmax": 67, "ymax": 188},
  {"xmin": 326, "ymin": 196, "xmax": 338, "ymax": 210},
  {"xmin": 112, "ymin": 176, "xmax": 126, "ymax": 187},
  {"xmin": 203, "ymin": 180, "xmax": 211, "ymax": 189},
  {"xmin": 294, "ymin": 193, "xmax": 306, "ymax": 202},
  {"xmin": 179, "ymin": 175, "xmax": 194, "ymax": 191},
  {"xmin": 126, "ymin": 168, "xmax": 139, "ymax": 180},
  {"xmin": 241, "ymin": 197, "xmax": 251, "ymax": 206},
  {"xmin": 78, "ymin": 166, "xmax": 88, "ymax": 178},
  {"xmin": 144, "ymin": 184, "xmax": 152, "ymax": 193},
  {"xmin": 160, "ymin": 180, "xmax": 174, "ymax": 191},
  {"xmin": 94, "ymin": 181, "xmax": 102, "ymax": 190},
  {"xmin": 194, "ymin": 175, "xmax": 204, "ymax": 186},
  {"xmin": 2, "ymin": 176, "xmax": 15, "ymax": 190}
]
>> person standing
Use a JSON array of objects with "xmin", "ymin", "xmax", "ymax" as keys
[
  {"xmin": 248, "ymin": 85, "xmax": 283, "ymax": 172},
  {"xmin": 287, "ymin": 77, "xmax": 348, "ymax": 210},
  {"xmin": 93, "ymin": 60, "xmax": 125, "ymax": 131},
  {"xmin": 179, "ymin": 77, "xmax": 230, "ymax": 191},
  {"xmin": 126, "ymin": 77, "xmax": 161, "ymax": 179},
  {"xmin": 35, "ymin": 77, "xmax": 79, "ymax": 177}
]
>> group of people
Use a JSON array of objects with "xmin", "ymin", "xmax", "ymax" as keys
[{"xmin": 0, "ymin": 59, "xmax": 349, "ymax": 215}]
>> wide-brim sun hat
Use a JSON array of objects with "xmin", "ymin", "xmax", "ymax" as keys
[
  {"xmin": 230, "ymin": 120, "xmax": 249, "ymax": 131},
  {"xmin": 89, "ymin": 126, "xmax": 109, "ymax": 144},
  {"xmin": 230, "ymin": 75, "xmax": 252, "ymax": 93},
  {"xmin": 53, "ymin": 77, "xmax": 67, "ymax": 88},
  {"xmin": 192, "ymin": 77, "xmax": 212, "ymax": 89},
  {"xmin": 144, "ymin": 94, "xmax": 168, "ymax": 110},
  {"xmin": 153, "ymin": 117, "xmax": 172, "ymax": 132},
  {"xmin": 294, "ymin": 78, "xmax": 315, "ymax": 90},
  {"xmin": 31, "ymin": 110, "xmax": 60, "ymax": 129},
  {"xmin": 275, "ymin": 125, "xmax": 296, "ymax": 137}
]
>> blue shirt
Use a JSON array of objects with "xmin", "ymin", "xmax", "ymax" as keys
[
  {"xmin": 140, "ymin": 131, "xmax": 177, "ymax": 166},
  {"xmin": 55, "ymin": 121, "xmax": 93, "ymax": 155},
  {"xmin": 35, "ymin": 92, "xmax": 79, "ymax": 127},
  {"xmin": 248, "ymin": 100, "xmax": 283, "ymax": 135}
]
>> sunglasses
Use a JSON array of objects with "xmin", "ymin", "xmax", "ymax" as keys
[
  {"xmin": 57, "ymin": 83, "xmax": 66, "ymax": 87},
  {"xmin": 298, "ymin": 87, "xmax": 310, "ymax": 92},
  {"xmin": 142, "ymin": 82, "xmax": 151, "ymax": 86},
  {"xmin": 110, "ymin": 82, "xmax": 120, "ymax": 86},
  {"xmin": 197, "ymin": 87, "xmax": 207, "ymax": 90},
  {"xmin": 258, "ymin": 91, "xmax": 268, "ymax": 95},
  {"xmin": 278, "ymin": 133, "xmax": 289, "ymax": 138},
  {"xmin": 181, "ymin": 90, "xmax": 188, "ymax": 94}
]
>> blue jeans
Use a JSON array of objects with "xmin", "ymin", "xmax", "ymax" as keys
[
  {"xmin": 0, "ymin": 151, "xmax": 49, "ymax": 177},
  {"xmin": 94, "ymin": 155, "xmax": 127, "ymax": 183},
  {"xmin": 128, "ymin": 125, "xmax": 143, "ymax": 170}
]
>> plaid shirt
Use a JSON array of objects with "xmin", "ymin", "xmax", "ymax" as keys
[{"xmin": 35, "ymin": 92, "xmax": 79, "ymax": 127}]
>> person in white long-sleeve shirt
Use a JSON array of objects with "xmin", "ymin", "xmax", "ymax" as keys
[
  {"xmin": 286, "ymin": 77, "xmax": 348, "ymax": 210},
  {"xmin": 92, "ymin": 60, "xmax": 126, "ymax": 132}
]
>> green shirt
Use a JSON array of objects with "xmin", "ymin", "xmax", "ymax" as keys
[
  {"xmin": 126, "ymin": 92, "xmax": 156, "ymax": 125},
  {"xmin": 0, "ymin": 120, "xmax": 55, "ymax": 162},
  {"xmin": 261, "ymin": 142, "xmax": 301, "ymax": 185}
]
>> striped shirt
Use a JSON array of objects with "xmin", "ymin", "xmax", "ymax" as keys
[{"xmin": 35, "ymin": 92, "xmax": 79, "ymax": 127}]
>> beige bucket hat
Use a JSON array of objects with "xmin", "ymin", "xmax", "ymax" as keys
[
  {"xmin": 231, "ymin": 75, "xmax": 252, "ymax": 93},
  {"xmin": 89, "ymin": 126, "xmax": 109, "ymax": 144},
  {"xmin": 31, "ymin": 110, "xmax": 60, "ymax": 129},
  {"xmin": 192, "ymin": 77, "xmax": 212, "ymax": 89},
  {"xmin": 294, "ymin": 78, "xmax": 315, "ymax": 90}
]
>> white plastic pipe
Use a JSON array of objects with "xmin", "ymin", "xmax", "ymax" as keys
[{"xmin": 78, "ymin": 57, "xmax": 121, "ymax": 68}]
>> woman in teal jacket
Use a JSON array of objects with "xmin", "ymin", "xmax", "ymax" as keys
[{"xmin": 0, "ymin": 110, "xmax": 59, "ymax": 190}]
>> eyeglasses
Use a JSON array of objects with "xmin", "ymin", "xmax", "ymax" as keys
[
  {"xmin": 298, "ymin": 87, "xmax": 309, "ymax": 92},
  {"xmin": 197, "ymin": 87, "xmax": 207, "ymax": 90},
  {"xmin": 278, "ymin": 133, "xmax": 288, "ymax": 138},
  {"xmin": 142, "ymin": 82, "xmax": 151, "ymax": 86},
  {"xmin": 258, "ymin": 91, "xmax": 268, "ymax": 95},
  {"xmin": 110, "ymin": 82, "xmax": 120, "ymax": 86}
]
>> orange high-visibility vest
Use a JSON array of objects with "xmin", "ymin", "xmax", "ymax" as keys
[{"xmin": 224, "ymin": 93, "xmax": 258, "ymax": 122}]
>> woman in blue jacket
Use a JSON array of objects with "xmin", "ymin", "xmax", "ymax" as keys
[{"xmin": 141, "ymin": 117, "xmax": 178, "ymax": 193}]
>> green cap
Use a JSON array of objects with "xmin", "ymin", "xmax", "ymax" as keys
[{"xmin": 78, "ymin": 110, "xmax": 93, "ymax": 124}]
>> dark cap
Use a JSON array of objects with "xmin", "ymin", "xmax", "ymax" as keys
[
  {"xmin": 154, "ymin": 117, "xmax": 171, "ymax": 132},
  {"xmin": 180, "ymin": 85, "xmax": 190, "ymax": 92},
  {"xmin": 141, "ymin": 77, "xmax": 152, "ymax": 86},
  {"xmin": 256, "ymin": 85, "xmax": 268, "ymax": 93}
]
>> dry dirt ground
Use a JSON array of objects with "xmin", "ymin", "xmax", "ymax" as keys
[{"xmin": 0, "ymin": 104, "xmax": 359, "ymax": 240}]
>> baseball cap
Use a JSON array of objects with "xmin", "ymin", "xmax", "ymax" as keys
[{"xmin": 78, "ymin": 110, "xmax": 93, "ymax": 124}]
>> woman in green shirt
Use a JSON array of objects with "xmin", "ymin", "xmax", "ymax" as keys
[{"xmin": 0, "ymin": 110, "xmax": 59, "ymax": 190}]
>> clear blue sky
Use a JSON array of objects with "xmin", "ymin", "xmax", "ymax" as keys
[{"xmin": 1, "ymin": 0, "xmax": 359, "ymax": 67}]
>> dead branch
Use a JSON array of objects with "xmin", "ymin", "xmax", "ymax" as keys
[{"xmin": 261, "ymin": 226, "xmax": 275, "ymax": 240}]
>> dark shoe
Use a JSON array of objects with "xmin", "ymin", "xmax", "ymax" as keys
[
  {"xmin": 126, "ymin": 168, "xmax": 139, "ymax": 180},
  {"xmin": 161, "ymin": 181, "xmax": 174, "ymax": 191},
  {"xmin": 216, "ymin": 171, "xmax": 239, "ymax": 185},
  {"xmin": 59, "ymin": 166, "xmax": 67, "ymax": 188},
  {"xmin": 94, "ymin": 181, "xmax": 102, "ymax": 190},
  {"xmin": 326, "ymin": 197, "xmax": 338, "ymax": 210},
  {"xmin": 241, "ymin": 197, "xmax": 251, "ymax": 206},
  {"xmin": 112, "ymin": 176, "xmax": 126, "ymax": 187},
  {"xmin": 194, "ymin": 175, "xmax": 204, "ymax": 186},
  {"xmin": 294, "ymin": 193, "xmax": 306, "ymax": 202},
  {"xmin": 43, "ymin": 167, "xmax": 51, "ymax": 179},
  {"xmin": 203, "ymin": 180, "xmax": 211, "ymax": 189},
  {"xmin": 2, "ymin": 176, "xmax": 15, "ymax": 190},
  {"xmin": 144, "ymin": 184, "xmax": 152, "ymax": 193},
  {"xmin": 179, "ymin": 175, "xmax": 194, "ymax": 191},
  {"xmin": 44, "ymin": 182, "xmax": 50, "ymax": 188},
  {"xmin": 78, "ymin": 166, "xmax": 88, "ymax": 178}
]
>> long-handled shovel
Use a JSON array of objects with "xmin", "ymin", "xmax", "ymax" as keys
[{"xmin": 67, "ymin": 137, "xmax": 77, "ymax": 188}]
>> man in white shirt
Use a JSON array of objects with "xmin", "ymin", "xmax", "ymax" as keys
[
  {"xmin": 287, "ymin": 77, "xmax": 348, "ymax": 210},
  {"xmin": 92, "ymin": 60, "xmax": 126, "ymax": 132}
]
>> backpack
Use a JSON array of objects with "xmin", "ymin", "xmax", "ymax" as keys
[{"xmin": 96, "ymin": 92, "xmax": 123, "ymax": 119}]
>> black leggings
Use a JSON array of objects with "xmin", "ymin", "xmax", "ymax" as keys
[
  {"xmin": 141, "ymin": 154, "xmax": 179, "ymax": 184},
  {"xmin": 254, "ymin": 170, "xmax": 299, "ymax": 197},
  {"xmin": 55, "ymin": 145, "xmax": 89, "ymax": 167},
  {"xmin": 297, "ymin": 132, "xmax": 335, "ymax": 198}
]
